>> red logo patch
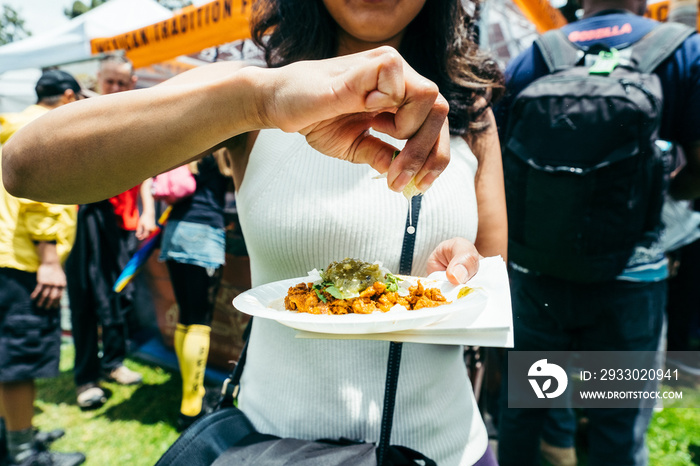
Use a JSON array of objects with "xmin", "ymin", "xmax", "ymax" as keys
[{"xmin": 568, "ymin": 23, "xmax": 633, "ymax": 42}]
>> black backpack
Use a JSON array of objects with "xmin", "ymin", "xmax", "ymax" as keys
[{"xmin": 503, "ymin": 22, "xmax": 694, "ymax": 283}]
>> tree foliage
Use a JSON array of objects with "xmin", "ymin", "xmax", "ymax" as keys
[
  {"xmin": 0, "ymin": 4, "xmax": 31, "ymax": 45},
  {"xmin": 65, "ymin": 0, "xmax": 106, "ymax": 19},
  {"xmin": 156, "ymin": 0, "xmax": 192, "ymax": 10},
  {"xmin": 65, "ymin": 0, "xmax": 191, "ymax": 19}
]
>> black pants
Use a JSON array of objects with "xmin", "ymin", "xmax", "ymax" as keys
[
  {"xmin": 498, "ymin": 268, "xmax": 666, "ymax": 466},
  {"xmin": 65, "ymin": 201, "xmax": 136, "ymax": 386},
  {"xmin": 666, "ymin": 238, "xmax": 700, "ymax": 351},
  {"xmin": 0, "ymin": 268, "xmax": 61, "ymax": 382},
  {"xmin": 166, "ymin": 261, "xmax": 222, "ymax": 327}
]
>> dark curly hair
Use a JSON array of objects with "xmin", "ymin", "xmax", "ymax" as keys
[{"xmin": 250, "ymin": 0, "xmax": 504, "ymax": 135}]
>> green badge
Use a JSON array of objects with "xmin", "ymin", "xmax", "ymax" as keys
[{"xmin": 589, "ymin": 48, "xmax": 620, "ymax": 75}]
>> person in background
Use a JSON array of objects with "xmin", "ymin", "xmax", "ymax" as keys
[
  {"xmin": 665, "ymin": 199, "xmax": 700, "ymax": 374},
  {"xmin": 158, "ymin": 151, "xmax": 232, "ymax": 431},
  {"xmin": 96, "ymin": 55, "xmax": 138, "ymax": 94},
  {"xmin": 1, "ymin": 1, "xmax": 507, "ymax": 463},
  {"xmin": 65, "ymin": 55, "xmax": 157, "ymax": 410},
  {"xmin": 0, "ymin": 70, "xmax": 86, "ymax": 466},
  {"xmin": 495, "ymin": 0, "xmax": 700, "ymax": 463}
]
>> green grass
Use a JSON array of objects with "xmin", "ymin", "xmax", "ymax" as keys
[
  {"xmin": 647, "ymin": 383, "xmax": 700, "ymax": 466},
  {"xmin": 546, "ymin": 379, "xmax": 700, "ymax": 466},
  {"xmin": 33, "ymin": 340, "xmax": 182, "ymax": 466},
  {"xmin": 32, "ymin": 340, "xmax": 700, "ymax": 466}
]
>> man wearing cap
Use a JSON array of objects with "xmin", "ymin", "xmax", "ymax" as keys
[{"xmin": 0, "ymin": 70, "xmax": 86, "ymax": 465}]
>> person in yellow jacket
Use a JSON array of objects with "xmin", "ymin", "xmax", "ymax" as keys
[{"xmin": 0, "ymin": 70, "xmax": 87, "ymax": 466}]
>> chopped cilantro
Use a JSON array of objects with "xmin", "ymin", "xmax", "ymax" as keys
[{"xmin": 314, "ymin": 289, "xmax": 327, "ymax": 303}]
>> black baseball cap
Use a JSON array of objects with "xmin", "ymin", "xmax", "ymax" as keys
[{"xmin": 35, "ymin": 69, "xmax": 95, "ymax": 100}]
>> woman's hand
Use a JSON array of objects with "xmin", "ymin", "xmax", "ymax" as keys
[
  {"xmin": 426, "ymin": 238, "xmax": 482, "ymax": 284},
  {"xmin": 261, "ymin": 46, "xmax": 451, "ymax": 194}
]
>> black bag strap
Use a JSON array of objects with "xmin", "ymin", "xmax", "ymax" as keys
[
  {"xmin": 220, "ymin": 195, "xmax": 423, "ymax": 465},
  {"xmin": 536, "ymin": 21, "xmax": 694, "ymax": 74},
  {"xmin": 629, "ymin": 22, "xmax": 694, "ymax": 73},
  {"xmin": 399, "ymin": 196, "xmax": 422, "ymax": 275},
  {"xmin": 218, "ymin": 317, "xmax": 251, "ymax": 409},
  {"xmin": 377, "ymin": 194, "xmax": 421, "ymax": 465},
  {"xmin": 536, "ymin": 29, "xmax": 584, "ymax": 73}
]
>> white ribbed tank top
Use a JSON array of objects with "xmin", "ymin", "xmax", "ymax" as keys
[{"xmin": 235, "ymin": 129, "xmax": 488, "ymax": 465}]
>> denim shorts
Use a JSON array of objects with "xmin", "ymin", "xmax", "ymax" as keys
[
  {"xmin": 0, "ymin": 268, "xmax": 61, "ymax": 382},
  {"xmin": 159, "ymin": 220, "xmax": 226, "ymax": 269}
]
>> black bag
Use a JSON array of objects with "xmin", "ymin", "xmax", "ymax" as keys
[
  {"xmin": 156, "ymin": 197, "xmax": 436, "ymax": 465},
  {"xmin": 503, "ymin": 22, "xmax": 693, "ymax": 282}
]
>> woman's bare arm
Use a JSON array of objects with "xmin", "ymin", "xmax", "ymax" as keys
[
  {"xmin": 3, "ymin": 47, "xmax": 450, "ymax": 205},
  {"xmin": 467, "ymin": 108, "xmax": 508, "ymax": 261}
]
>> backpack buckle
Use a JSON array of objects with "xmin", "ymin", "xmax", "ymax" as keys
[
  {"xmin": 589, "ymin": 48, "xmax": 620, "ymax": 75},
  {"xmin": 221, "ymin": 377, "xmax": 239, "ymax": 398}
]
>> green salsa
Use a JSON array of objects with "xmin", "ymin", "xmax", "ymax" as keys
[
  {"xmin": 323, "ymin": 258, "xmax": 387, "ymax": 297},
  {"xmin": 314, "ymin": 258, "xmax": 401, "ymax": 300}
]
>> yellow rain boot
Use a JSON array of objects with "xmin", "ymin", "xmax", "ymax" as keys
[
  {"xmin": 177, "ymin": 324, "xmax": 211, "ymax": 431},
  {"xmin": 173, "ymin": 323, "xmax": 187, "ymax": 372}
]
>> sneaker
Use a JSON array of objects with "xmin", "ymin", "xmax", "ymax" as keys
[
  {"xmin": 76, "ymin": 384, "xmax": 107, "ymax": 410},
  {"xmin": 8, "ymin": 449, "xmax": 85, "ymax": 466},
  {"xmin": 23, "ymin": 430, "xmax": 66, "ymax": 458},
  {"xmin": 540, "ymin": 439, "xmax": 577, "ymax": 466},
  {"xmin": 104, "ymin": 365, "xmax": 142, "ymax": 385},
  {"xmin": 33, "ymin": 430, "xmax": 64, "ymax": 447}
]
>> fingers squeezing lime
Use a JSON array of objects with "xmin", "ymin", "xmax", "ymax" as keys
[
  {"xmin": 393, "ymin": 150, "xmax": 423, "ymax": 200},
  {"xmin": 371, "ymin": 150, "xmax": 425, "ymax": 199}
]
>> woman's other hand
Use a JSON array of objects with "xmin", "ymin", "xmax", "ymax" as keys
[{"xmin": 426, "ymin": 238, "xmax": 482, "ymax": 285}]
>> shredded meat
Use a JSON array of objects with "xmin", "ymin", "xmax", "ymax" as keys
[{"xmin": 284, "ymin": 280, "xmax": 450, "ymax": 315}]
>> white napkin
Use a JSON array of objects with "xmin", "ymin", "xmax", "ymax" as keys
[{"xmin": 295, "ymin": 256, "xmax": 514, "ymax": 347}]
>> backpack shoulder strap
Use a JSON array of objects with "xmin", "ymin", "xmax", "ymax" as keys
[
  {"xmin": 535, "ymin": 29, "xmax": 585, "ymax": 73},
  {"xmin": 630, "ymin": 22, "xmax": 694, "ymax": 73}
]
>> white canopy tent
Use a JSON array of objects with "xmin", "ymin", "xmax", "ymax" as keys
[
  {"xmin": 0, "ymin": 0, "xmax": 173, "ymax": 73},
  {"xmin": 0, "ymin": 69, "xmax": 42, "ymax": 113},
  {"xmin": 0, "ymin": 0, "xmax": 172, "ymax": 113}
]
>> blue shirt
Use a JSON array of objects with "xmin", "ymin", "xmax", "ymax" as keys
[{"xmin": 496, "ymin": 12, "xmax": 700, "ymax": 282}]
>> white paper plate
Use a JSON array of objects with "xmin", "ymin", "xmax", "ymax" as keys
[{"xmin": 232, "ymin": 273, "xmax": 489, "ymax": 334}]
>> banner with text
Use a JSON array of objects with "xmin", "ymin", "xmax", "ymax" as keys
[
  {"xmin": 512, "ymin": 0, "xmax": 568, "ymax": 33},
  {"xmin": 90, "ymin": 0, "xmax": 251, "ymax": 69}
]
